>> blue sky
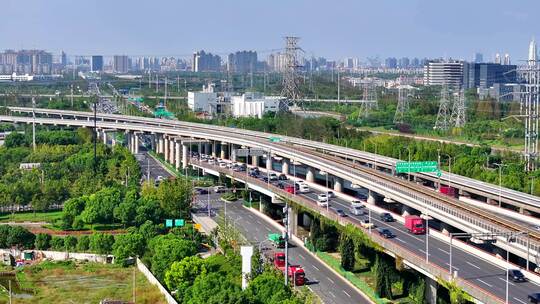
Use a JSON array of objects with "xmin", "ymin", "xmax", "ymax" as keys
[{"xmin": 3, "ymin": 0, "xmax": 540, "ymax": 61}]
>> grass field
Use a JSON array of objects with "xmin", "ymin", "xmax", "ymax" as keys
[
  {"xmin": 0, "ymin": 261, "xmax": 166, "ymax": 304},
  {"xmin": 0, "ymin": 211, "xmax": 63, "ymax": 223}
]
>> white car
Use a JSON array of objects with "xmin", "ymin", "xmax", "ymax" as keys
[
  {"xmin": 214, "ymin": 186, "xmax": 226, "ymax": 193},
  {"xmin": 268, "ymin": 172, "xmax": 278, "ymax": 181},
  {"xmin": 299, "ymin": 184, "xmax": 310, "ymax": 193},
  {"xmin": 219, "ymin": 162, "xmax": 227, "ymax": 168},
  {"xmin": 317, "ymin": 200, "xmax": 328, "ymax": 207},
  {"xmin": 349, "ymin": 206, "xmax": 364, "ymax": 216},
  {"xmin": 208, "ymin": 159, "xmax": 215, "ymax": 165},
  {"xmin": 317, "ymin": 193, "xmax": 329, "ymax": 202},
  {"xmin": 351, "ymin": 200, "xmax": 364, "ymax": 208}
]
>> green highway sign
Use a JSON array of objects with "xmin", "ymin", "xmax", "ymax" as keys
[
  {"xmin": 174, "ymin": 219, "xmax": 185, "ymax": 227},
  {"xmin": 396, "ymin": 161, "xmax": 438, "ymax": 173},
  {"xmin": 269, "ymin": 137, "xmax": 281, "ymax": 143},
  {"xmin": 165, "ymin": 219, "xmax": 173, "ymax": 228}
]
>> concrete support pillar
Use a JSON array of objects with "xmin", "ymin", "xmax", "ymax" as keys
[
  {"xmin": 198, "ymin": 143, "xmax": 202, "ymax": 155},
  {"xmin": 126, "ymin": 131, "xmax": 132, "ymax": 152},
  {"xmin": 204, "ymin": 143, "xmax": 210, "ymax": 155},
  {"xmin": 288, "ymin": 207, "xmax": 298, "ymax": 236},
  {"xmin": 282, "ymin": 159, "xmax": 290, "ymax": 175},
  {"xmin": 333, "ymin": 177, "xmax": 343, "ymax": 192},
  {"xmin": 425, "ymin": 276, "xmax": 438, "ymax": 304},
  {"xmin": 306, "ymin": 168, "xmax": 315, "ymax": 183},
  {"xmin": 102, "ymin": 131, "xmax": 107, "ymax": 145},
  {"xmin": 212, "ymin": 141, "xmax": 218, "ymax": 157},
  {"xmin": 175, "ymin": 141, "xmax": 181, "ymax": 170},
  {"xmin": 133, "ymin": 134, "xmax": 139, "ymax": 154},
  {"xmin": 221, "ymin": 142, "xmax": 227, "ymax": 159},
  {"xmin": 231, "ymin": 144, "xmax": 237, "ymax": 162},
  {"xmin": 182, "ymin": 144, "xmax": 188, "ymax": 170},
  {"xmin": 168, "ymin": 139, "xmax": 175, "ymax": 166},
  {"xmin": 367, "ymin": 192, "xmax": 377, "ymax": 204},
  {"xmin": 252, "ymin": 155, "xmax": 259, "ymax": 167},
  {"xmin": 111, "ymin": 134, "xmax": 116, "ymax": 147},
  {"xmin": 266, "ymin": 154, "xmax": 272, "ymax": 171},
  {"xmin": 158, "ymin": 135, "xmax": 164, "ymax": 154},
  {"xmin": 164, "ymin": 137, "xmax": 170, "ymax": 161},
  {"xmin": 150, "ymin": 135, "xmax": 156, "ymax": 151}
]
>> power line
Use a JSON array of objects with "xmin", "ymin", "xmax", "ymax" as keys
[{"xmin": 434, "ymin": 84, "xmax": 452, "ymax": 131}]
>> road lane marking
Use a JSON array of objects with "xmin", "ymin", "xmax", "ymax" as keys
[
  {"xmin": 498, "ymin": 277, "xmax": 515, "ymax": 286},
  {"xmin": 327, "ymin": 277, "xmax": 335, "ymax": 284},
  {"xmin": 299, "ymin": 254, "xmax": 305, "ymax": 260},
  {"xmin": 256, "ymin": 220, "xmax": 262, "ymax": 225},
  {"xmin": 329, "ymin": 291, "xmax": 336, "ymax": 298},
  {"xmin": 514, "ymin": 297, "xmax": 527, "ymax": 304},
  {"xmin": 396, "ymin": 238, "xmax": 406, "ymax": 243},
  {"xmin": 247, "ymin": 214, "xmax": 254, "ymax": 219},
  {"xmin": 438, "ymin": 248, "xmax": 450, "ymax": 254},
  {"xmin": 476, "ymin": 279, "xmax": 492, "ymax": 287},
  {"xmin": 445, "ymin": 263, "xmax": 459, "ymax": 271},
  {"xmin": 265, "ymin": 227, "xmax": 271, "ymax": 232},
  {"xmin": 343, "ymin": 290, "xmax": 351, "ymax": 297},
  {"xmin": 466, "ymin": 261, "xmax": 481, "ymax": 269},
  {"xmin": 312, "ymin": 265, "xmax": 320, "ymax": 271}
]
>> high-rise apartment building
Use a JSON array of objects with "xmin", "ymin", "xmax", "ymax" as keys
[
  {"xmin": 423, "ymin": 60, "xmax": 463, "ymax": 88},
  {"xmin": 113, "ymin": 55, "xmax": 129, "ymax": 73},
  {"xmin": 385, "ymin": 57, "xmax": 397, "ymax": 69},
  {"xmin": 474, "ymin": 52, "xmax": 483, "ymax": 63},
  {"xmin": 227, "ymin": 51, "xmax": 257, "ymax": 73},
  {"xmin": 192, "ymin": 50, "xmax": 221, "ymax": 72},
  {"xmin": 398, "ymin": 57, "xmax": 410, "ymax": 68},
  {"xmin": 91, "ymin": 55, "xmax": 103, "ymax": 72},
  {"xmin": 0, "ymin": 49, "xmax": 52, "ymax": 74},
  {"xmin": 462, "ymin": 62, "xmax": 517, "ymax": 89}
]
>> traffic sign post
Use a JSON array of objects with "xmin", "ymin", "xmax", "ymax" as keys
[
  {"xmin": 269, "ymin": 137, "xmax": 281, "ymax": 143},
  {"xmin": 396, "ymin": 161, "xmax": 438, "ymax": 173},
  {"xmin": 165, "ymin": 219, "xmax": 173, "ymax": 228},
  {"xmin": 174, "ymin": 219, "xmax": 185, "ymax": 227}
]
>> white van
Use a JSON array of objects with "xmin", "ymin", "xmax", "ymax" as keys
[{"xmin": 299, "ymin": 184, "xmax": 310, "ymax": 193}]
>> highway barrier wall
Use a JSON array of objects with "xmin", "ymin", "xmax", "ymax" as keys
[{"xmin": 136, "ymin": 257, "xmax": 178, "ymax": 304}]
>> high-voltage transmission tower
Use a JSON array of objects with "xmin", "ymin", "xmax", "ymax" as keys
[
  {"xmin": 393, "ymin": 86, "xmax": 410, "ymax": 124},
  {"xmin": 450, "ymin": 89, "xmax": 467, "ymax": 128},
  {"xmin": 281, "ymin": 36, "xmax": 303, "ymax": 111},
  {"xmin": 358, "ymin": 81, "xmax": 377, "ymax": 119},
  {"xmin": 434, "ymin": 85, "xmax": 452, "ymax": 131},
  {"xmin": 522, "ymin": 60, "xmax": 540, "ymax": 171}
]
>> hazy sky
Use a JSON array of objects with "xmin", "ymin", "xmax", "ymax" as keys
[{"xmin": 3, "ymin": 0, "xmax": 540, "ymax": 61}]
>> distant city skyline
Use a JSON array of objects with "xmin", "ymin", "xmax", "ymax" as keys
[{"xmin": 2, "ymin": 0, "xmax": 540, "ymax": 61}]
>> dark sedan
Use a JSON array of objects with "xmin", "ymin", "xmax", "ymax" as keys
[
  {"xmin": 376, "ymin": 228, "xmax": 395, "ymax": 238},
  {"xmin": 529, "ymin": 293, "xmax": 540, "ymax": 303}
]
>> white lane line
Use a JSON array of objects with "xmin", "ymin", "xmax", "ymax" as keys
[
  {"xmin": 445, "ymin": 263, "xmax": 460, "ymax": 271},
  {"xmin": 265, "ymin": 227, "xmax": 271, "ymax": 232},
  {"xmin": 466, "ymin": 261, "xmax": 481, "ymax": 270},
  {"xmin": 514, "ymin": 297, "xmax": 527, "ymax": 304},
  {"xmin": 343, "ymin": 290, "xmax": 351, "ymax": 298},
  {"xmin": 247, "ymin": 214, "xmax": 254, "ymax": 219},
  {"xmin": 476, "ymin": 279, "xmax": 493, "ymax": 288},
  {"xmin": 312, "ymin": 265, "xmax": 320, "ymax": 271},
  {"xmin": 329, "ymin": 291, "xmax": 336, "ymax": 298},
  {"xmin": 256, "ymin": 220, "xmax": 262, "ymax": 225},
  {"xmin": 498, "ymin": 277, "xmax": 515, "ymax": 286},
  {"xmin": 255, "ymin": 227, "xmax": 260, "ymax": 232},
  {"xmin": 299, "ymin": 254, "xmax": 305, "ymax": 260},
  {"xmin": 327, "ymin": 277, "xmax": 335, "ymax": 284},
  {"xmin": 396, "ymin": 238, "xmax": 406, "ymax": 243},
  {"xmin": 438, "ymin": 248, "xmax": 450, "ymax": 255}
]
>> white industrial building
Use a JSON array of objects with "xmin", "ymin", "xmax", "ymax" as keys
[
  {"xmin": 187, "ymin": 84, "xmax": 218, "ymax": 112},
  {"xmin": 0, "ymin": 73, "xmax": 33, "ymax": 82},
  {"xmin": 423, "ymin": 61, "xmax": 463, "ymax": 88},
  {"xmin": 231, "ymin": 92, "xmax": 283, "ymax": 118}
]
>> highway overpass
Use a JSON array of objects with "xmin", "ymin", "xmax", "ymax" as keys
[{"xmin": 3, "ymin": 107, "xmax": 540, "ymax": 303}]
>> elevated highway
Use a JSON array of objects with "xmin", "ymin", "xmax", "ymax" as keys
[{"xmin": 3, "ymin": 107, "xmax": 540, "ymax": 303}]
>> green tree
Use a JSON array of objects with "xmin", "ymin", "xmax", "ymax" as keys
[
  {"xmin": 89, "ymin": 233, "xmax": 115, "ymax": 254},
  {"xmin": 339, "ymin": 235, "xmax": 355, "ymax": 271},
  {"xmin": 61, "ymin": 197, "xmax": 87, "ymax": 229},
  {"xmin": 372, "ymin": 255, "xmax": 394, "ymax": 300},
  {"xmin": 165, "ymin": 256, "xmax": 207, "ymax": 301},
  {"xmin": 50, "ymin": 236, "xmax": 65, "ymax": 251},
  {"xmin": 148, "ymin": 234, "xmax": 198, "ymax": 281},
  {"xmin": 245, "ymin": 270, "xmax": 293, "ymax": 304},
  {"xmin": 156, "ymin": 178, "xmax": 192, "ymax": 219},
  {"xmin": 34, "ymin": 233, "xmax": 52, "ymax": 250},
  {"xmin": 183, "ymin": 272, "xmax": 246, "ymax": 304},
  {"xmin": 112, "ymin": 232, "xmax": 145, "ymax": 266},
  {"xmin": 7, "ymin": 226, "xmax": 35, "ymax": 249},
  {"xmin": 81, "ymin": 187, "xmax": 122, "ymax": 226},
  {"xmin": 64, "ymin": 235, "xmax": 78, "ymax": 251},
  {"xmin": 4, "ymin": 133, "xmax": 27, "ymax": 148},
  {"xmin": 114, "ymin": 188, "xmax": 138, "ymax": 227},
  {"xmin": 77, "ymin": 235, "xmax": 90, "ymax": 252}
]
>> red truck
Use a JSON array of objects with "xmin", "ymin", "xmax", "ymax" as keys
[
  {"xmin": 439, "ymin": 186, "xmax": 457, "ymax": 198},
  {"xmin": 265, "ymin": 251, "xmax": 305, "ymax": 286},
  {"xmin": 404, "ymin": 215, "xmax": 426, "ymax": 234}
]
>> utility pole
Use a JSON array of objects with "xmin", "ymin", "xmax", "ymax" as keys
[
  {"xmin": 32, "ymin": 95, "xmax": 36, "ymax": 151},
  {"xmin": 132, "ymin": 266, "xmax": 136, "ymax": 304},
  {"xmin": 281, "ymin": 36, "xmax": 303, "ymax": 111},
  {"xmin": 337, "ymin": 69, "xmax": 340, "ymax": 102},
  {"xmin": 394, "ymin": 86, "xmax": 409, "ymax": 124},
  {"xmin": 70, "ymin": 84, "xmax": 74, "ymax": 108},
  {"xmin": 284, "ymin": 202, "xmax": 289, "ymax": 286},
  {"xmin": 164, "ymin": 77, "xmax": 168, "ymax": 108},
  {"xmin": 450, "ymin": 88, "xmax": 466, "ymax": 128},
  {"xmin": 434, "ymin": 84, "xmax": 451, "ymax": 131},
  {"xmin": 93, "ymin": 94, "xmax": 97, "ymax": 175}
]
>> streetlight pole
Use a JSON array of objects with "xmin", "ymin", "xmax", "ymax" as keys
[{"xmin": 494, "ymin": 163, "xmax": 507, "ymax": 207}]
